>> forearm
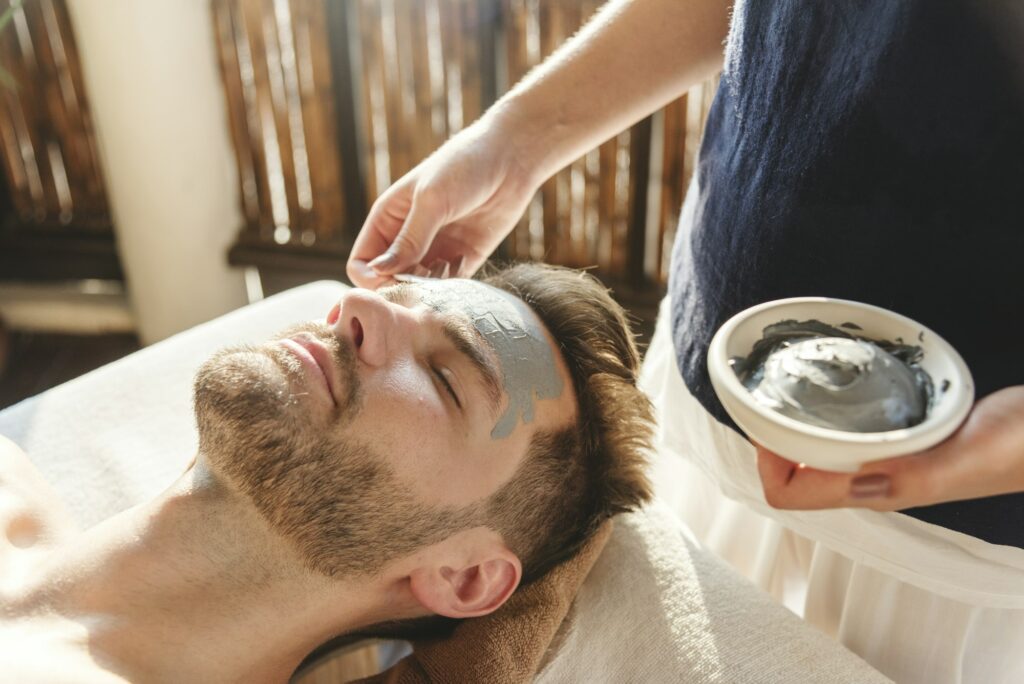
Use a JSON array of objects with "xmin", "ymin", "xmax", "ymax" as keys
[{"xmin": 486, "ymin": 0, "xmax": 731, "ymax": 184}]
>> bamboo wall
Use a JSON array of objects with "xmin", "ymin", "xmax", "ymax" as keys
[
  {"xmin": 0, "ymin": 0, "xmax": 108, "ymax": 229},
  {"xmin": 0, "ymin": 0, "xmax": 717, "ymax": 290},
  {"xmin": 0, "ymin": 0, "xmax": 117, "ymax": 280},
  {"xmin": 213, "ymin": 0, "xmax": 718, "ymax": 289}
]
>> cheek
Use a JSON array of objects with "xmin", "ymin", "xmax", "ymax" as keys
[
  {"xmin": 348, "ymin": 362, "xmax": 451, "ymax": 457},
  {"xmin": 380, "ymin": 361, "xmax": 447, "ymax": 421},
  {"xmin": 344, "ymin": 361, "xmax": 529, "ymax": 506}
]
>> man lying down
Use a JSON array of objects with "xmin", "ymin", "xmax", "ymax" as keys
[{"xmin": 0, "ymin": 263, "xmax": 653, "ymax": 683}]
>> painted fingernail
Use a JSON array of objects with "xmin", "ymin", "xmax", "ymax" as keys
[
  {"xmin": 368, "ymin": 251, "xmax": 397, "ymax": 272},
  {"xmin": 850, "ymin": 473, "xmax": 891, "ymax": 499}
]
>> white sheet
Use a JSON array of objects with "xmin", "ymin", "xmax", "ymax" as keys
[{"xmin": 538, "ymin": 501, "xmax": 890, "ymax": 683}]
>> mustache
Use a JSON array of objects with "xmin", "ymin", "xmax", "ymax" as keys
[{"xmin": 274, "ymin": 321, "xmax": 362, "ymax": 419}]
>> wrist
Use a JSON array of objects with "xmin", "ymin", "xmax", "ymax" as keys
[{"xmin": 484, "ymin": 93, "xmax": 574, "ymax": 189}]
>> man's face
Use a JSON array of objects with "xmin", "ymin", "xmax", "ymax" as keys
[{"xmin": 193, "ymin": 279, "xmax": 576, "ymax": 576}]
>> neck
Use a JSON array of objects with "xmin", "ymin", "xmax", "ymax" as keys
[{"xmin": 19, "ymin": 461, "xmax": 396, "ymax": 683}]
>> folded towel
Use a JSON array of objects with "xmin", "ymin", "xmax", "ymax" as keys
[{"xmin": 353, "ymin": 521, "xmax": 613, "ymax": 684}]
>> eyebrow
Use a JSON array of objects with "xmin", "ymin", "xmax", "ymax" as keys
[{"xmin": 380, "ymin": 283, "xmax": 504, "ymax": 419}]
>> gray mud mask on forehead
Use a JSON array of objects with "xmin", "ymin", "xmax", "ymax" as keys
[{"xmin": 415, "ymin": 279, "xmax": 564, "ymax": 439}]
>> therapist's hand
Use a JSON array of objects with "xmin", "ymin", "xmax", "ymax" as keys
[
  {"xmin": 756, "ymin": 385, "xmax": 1024, "ymax": 511},
  {"xmin": 346, "ymin": 117, "xmax": 540, "ymax": 289},
  {"xmin": 345, "ymin": 0, "xmax": 731, "ymax": 289}
]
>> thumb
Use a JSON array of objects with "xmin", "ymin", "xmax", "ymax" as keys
[{"xmin": 368, "ymin": 192, "xmax": 445, "ymax": 275}]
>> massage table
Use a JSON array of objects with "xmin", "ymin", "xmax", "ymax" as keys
[{"xmin": 0, "ymin": 282, "xmax": 889, "ymax": 682}]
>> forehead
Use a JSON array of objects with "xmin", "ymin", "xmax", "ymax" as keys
[
  {"xmin": 396, "ymin": 278, "xmax": 567, "ymax": 439},
  {"xmin": 412, "ymin": 278, "xmax": 533, "ymax": 326}
]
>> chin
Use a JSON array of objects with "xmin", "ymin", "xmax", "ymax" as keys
[{"xmin": 193, "ymin": 343, "xmax": 306, "ymax": 471}]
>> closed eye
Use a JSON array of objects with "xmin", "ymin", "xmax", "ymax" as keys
[{"xmin": 432, "ymin": 366, "xmax": 462, "ymax": 410}]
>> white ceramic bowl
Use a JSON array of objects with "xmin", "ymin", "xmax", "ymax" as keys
[{"xmin": 707, "ymin": 298, "xmax": 974, "ymax": 472}]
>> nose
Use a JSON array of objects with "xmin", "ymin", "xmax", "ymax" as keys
[{"xmin": 330, "ymin": 289, "xmax": 408, "ymax": 368}]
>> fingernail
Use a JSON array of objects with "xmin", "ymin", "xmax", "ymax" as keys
[
  {"xmin": 368, "ymin": 251, "xmax": 397, "ymax": 272},
  {"xmin": 850, "ymin": 473, "xmax": 891, "ymax": 499},
  {"xmin": 392, "ymin": 273, "xmax": 430, "ymax": 283},
  {"xmin": 326, "ymin": 304, "xmax": 340, "ymax": 325}
]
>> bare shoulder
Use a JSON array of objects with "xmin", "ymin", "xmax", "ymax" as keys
[
  {"xmin": 1, "ymin": 444, "xmax": 99, "ymax": 681},
  {"xmin": 0, "ymin": 434, "xmax": 78, "ymax": 542},
  {"xmin": 0, "ymin": 653, "xmax": 130, "ymax": 684},
  {"xmin": 1, "ymin": 433, "xmax": 38, "ymax": 479},
  {"xmin": 0, "ymin": 433, "xmax": 25, "ymax": 461},
  {"xmin": 0, "ymin": 621, "xmax": 130, "ymax": 684}
]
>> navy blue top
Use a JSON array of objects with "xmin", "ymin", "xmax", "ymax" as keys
[{"xmin": 669, "ymin": 0, "xmax": 1024, "ymax": 547}]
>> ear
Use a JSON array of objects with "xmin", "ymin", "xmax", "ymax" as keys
[{"xmin": 408, "ymin": 546, "xmax": 522, "ymax": 619}]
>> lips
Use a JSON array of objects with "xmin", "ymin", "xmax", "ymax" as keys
[{"xmin": 279, "ymin": 336, "xmax": 338, "ymax": 408}]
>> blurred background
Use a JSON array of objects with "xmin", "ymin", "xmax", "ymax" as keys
[{"xmin": 0, "ymin": 0, "xmax": 716, "ymax": 411}]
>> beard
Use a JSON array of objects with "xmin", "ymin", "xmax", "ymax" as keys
[{"xmin": 192, "ymin": 322, "xmax": 474, "ymax": 577}]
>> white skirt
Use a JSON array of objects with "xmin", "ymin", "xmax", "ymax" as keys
[{"xmin": 640, "ymin": 294, "xmax": 1024, "ymax": 683}]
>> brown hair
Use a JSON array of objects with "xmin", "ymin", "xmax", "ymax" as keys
[{"xmin": 480, "ymin": 263, "xmax": 653, "ymax": 584}]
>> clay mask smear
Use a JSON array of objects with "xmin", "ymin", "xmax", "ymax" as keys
[
  {"xmin": 731, "ymin": 320, "xmax": 933, "ymax": 432},
  {"xmin": 415, "ymin": 279, "xmax": 564, "ymax": 439}
]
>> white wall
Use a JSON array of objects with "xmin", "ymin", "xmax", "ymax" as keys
[{"xmin": 67, "ymin": 0, "xmax": 248, "ymax": 344}]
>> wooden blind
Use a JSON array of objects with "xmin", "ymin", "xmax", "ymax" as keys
[
  {"xmin": 214, "ymin": 0, "xmax": 717, "ymax": 289},
  {"xmin": 213, "ymin": 0, "xmax": 348, "ymax": 260},
  {"xmin": 0, "ymin": 0, "xmax": 117, "ymax": 280},
  {"xmin": 0, "ymin": 0, "xmax": 109, "ymax": 230}
]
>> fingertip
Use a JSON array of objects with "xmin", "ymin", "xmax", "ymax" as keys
[
  {"xmin": 427, "ymin": 259, "xmax": 451, "ymax": 279},
  {"xmin": 347, "ymin": 259, "xmax": 386, "ymax": 289},
  {"xmin": 451, "ymin": 254, "xmax": 466, "ymax": 278},
  {"xmin": 347, "ymin": 258, "xmax": 370, "ymax": 283}
]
